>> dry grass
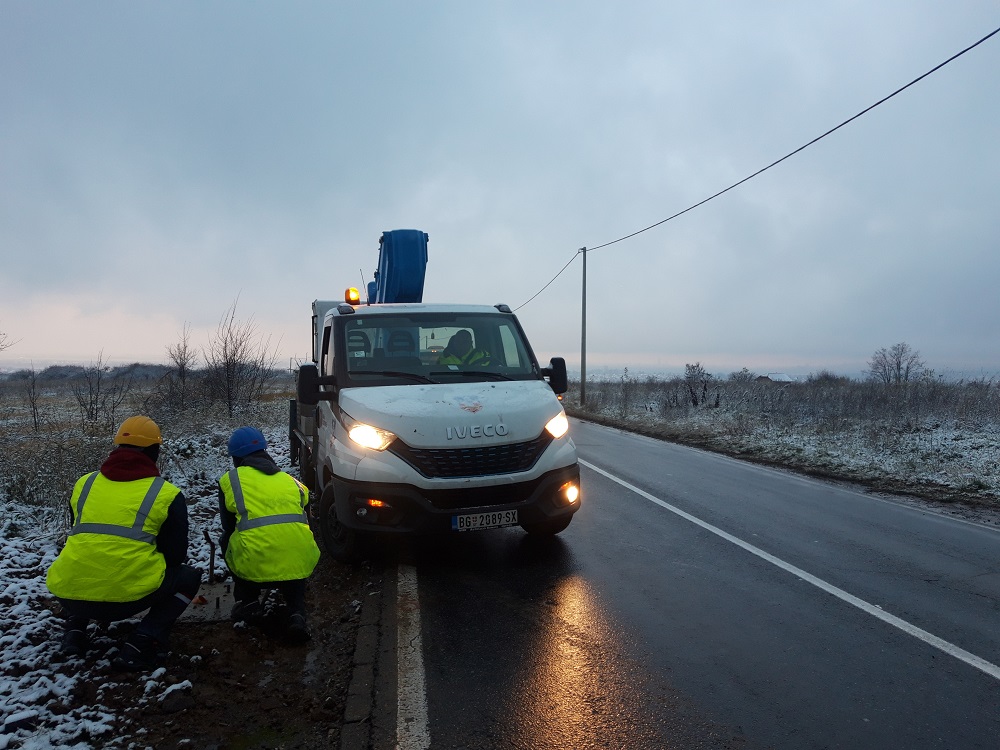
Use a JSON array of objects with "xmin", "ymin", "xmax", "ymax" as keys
[{"xmin": 0, "ymin": 373, "xmax": 295, "ymax": 539}]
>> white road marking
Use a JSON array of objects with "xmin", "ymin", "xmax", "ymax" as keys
[
  {"xmin": 581, "ymin": 458, "xmax": 1000, "ymax": 682},
  {"xmin": 397, "ymin": 564, "xmax": 431, "ymax": 749}
]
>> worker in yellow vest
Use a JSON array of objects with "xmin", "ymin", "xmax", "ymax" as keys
[
  {"xmin": 438, "ymin": 329, "xmax": 490, "ymax": 366},
  {"xmin": 218, "ymin": 427, "xmax": 320, "ymax": 644},
  {"xmin": 46, "ymin": 416, "xmax": 201, "ymax": 671}
]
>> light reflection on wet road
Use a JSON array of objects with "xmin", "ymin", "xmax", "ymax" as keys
[{"xmin": 393, "ymin": 529, "xmax": 743, "ymax": 750}]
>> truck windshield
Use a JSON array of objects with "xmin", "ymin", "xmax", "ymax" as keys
[{"xmin": 338, "ymin": 312, "xmax": 538, "ymax": 386}]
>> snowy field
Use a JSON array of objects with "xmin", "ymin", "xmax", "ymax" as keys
[{"xmin": 568, "ymin": 373, "xmax": 1000, "ymax": 522}]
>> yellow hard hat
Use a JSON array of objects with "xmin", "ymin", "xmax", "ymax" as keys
[{"xmin": 114, "ymin": 416, "xmax": 162, "ymax": 447}]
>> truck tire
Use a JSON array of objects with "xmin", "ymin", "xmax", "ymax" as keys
[
  {"xmin": 319, "ymin": 485, "xmax": 367, "ymax": 563},
  {"xmin": 521, "ymin": 516, "xmax": 572, "ymax": 536}
]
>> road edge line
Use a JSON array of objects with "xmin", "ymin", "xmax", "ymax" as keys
[{"xmin": 396, "ymin": 564, "xmax": 431, "ymax": 749}]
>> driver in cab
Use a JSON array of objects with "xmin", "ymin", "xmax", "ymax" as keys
[{"xmin": 438, "ymin": 329, "xmax": 489, "ymax": 366}]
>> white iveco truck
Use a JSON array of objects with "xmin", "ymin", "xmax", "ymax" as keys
[{"xmin": 290, "ymin": 231, "xmax": 580, "ymax": 561}]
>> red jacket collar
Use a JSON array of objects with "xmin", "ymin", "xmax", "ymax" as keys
[{"xmin": 100, "ymin": 447, "xmax": 161, "ymax": 482}]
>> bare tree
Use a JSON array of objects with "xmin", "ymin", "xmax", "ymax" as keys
[
  {"xmin": 73, "ymin": 351, "xmax": 108, "ymax": 424},
  {"xmin": 684, "ymin": 362, "xmax": 710, "ymax": 406},
  {"xmin": 616, "ymin": 367, "xmax": 634, "ymax": 417},
  {"xmin": 0, "ymin": 325, "xmax": 15, "ymax": 352},
  {"xmin": 103, "ymin": 365, "xmax": 135, "ymax": 431},
  {"xmin": 202, "ymin": 299, "xmax": 281, "ymax": 417},
  {"xmin": 166, "ymin": 322, "xmax": 199, "ymax": 410},
  {"xmin": 23, "ymin": 364, "xmax": 42, "ymax": 431},
  {"xmin": 72, "ymin": 351, "xmax": 134, "ymax": 430},
  {"xmin": 868, "ymin": 342, "xmax": 926, "ymax": 385}
]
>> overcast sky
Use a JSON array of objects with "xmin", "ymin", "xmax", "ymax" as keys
[{"xmin": 2, "ymin": 2, "xmax": 998, "ymax": 379}]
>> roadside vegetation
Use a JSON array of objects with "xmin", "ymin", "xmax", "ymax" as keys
[
  {"xmin": 566, "ymin": 346, "xmax": 1000, "ymax": 508},
  {"xmin": 0, "ymin": 366, "xmax": 294, "ymax": 539}
]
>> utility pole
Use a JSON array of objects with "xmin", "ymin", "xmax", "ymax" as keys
[{"xmin": 580, "ymin": 247, "xmax": 587, "ymax": 406}]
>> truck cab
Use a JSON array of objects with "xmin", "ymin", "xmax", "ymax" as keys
[{"xmin": 293, "ymin": 294, "xmax": 580, "ymax": 561}]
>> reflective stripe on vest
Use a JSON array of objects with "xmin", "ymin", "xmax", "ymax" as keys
[
  {"xmin": 227, "ymin": 468, "xmax": 307, "ymax": 531},
  {"xmin": 69, "ymin": 474, "xmax": 164, "ymax": 545}
]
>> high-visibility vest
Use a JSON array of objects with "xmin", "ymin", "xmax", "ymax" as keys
[
  {"xmin": 46, "ymin": 473, "xmax": 178, "ymax": 602},
  {"xmin": 219, "ymin": 467, "xmax": 320, "ymax": 582},
  {"xmin": 439, "ymin": 348, "xmax": 489, "ymax": 366}
]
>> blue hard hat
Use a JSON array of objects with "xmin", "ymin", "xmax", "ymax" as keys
[{"xmin": 227, "ymin": 426, "xmax": 267, "ymax": 458}]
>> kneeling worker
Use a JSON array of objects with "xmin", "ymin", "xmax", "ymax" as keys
[
  {"xmin": 46, "ymin": 415, "xmax": 201, "ymax": 670},
  {"xmin": 218, "ymin": 427, "xmax": 320, "ymax": 643}
]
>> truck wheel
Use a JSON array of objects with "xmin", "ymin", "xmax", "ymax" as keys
[
  {"xmin": 319, "ymin": 486, "xmax": 366, "ymax": 563},
  {"xmin": 521, "ymin": 516, "xmax": 572, "ymax": 536}
]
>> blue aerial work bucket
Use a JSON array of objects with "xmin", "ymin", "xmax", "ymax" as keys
[{"xmin": 367, "ymin": 229, "xmax": 429, "ymax": 304}]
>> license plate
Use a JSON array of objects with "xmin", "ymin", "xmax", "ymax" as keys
[{"xmin": 451, "ymin": 509, "xmax": 518, "ymax": 531}]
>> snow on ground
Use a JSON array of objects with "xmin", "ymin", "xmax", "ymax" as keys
[
  {"xmin": 0, "ymin": 419, "xmax": 293, "ymax": 750},
  {"xmin": 570, "ymin": 398, "xmax": 1000, "ymax": 525}
]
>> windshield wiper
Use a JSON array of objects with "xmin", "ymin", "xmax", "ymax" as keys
[
  {"xmin": 428, "ymin": 370, "xmax": 514, "ymax": 381},
  {"xmin": 355, "ymin": 370, "xmax": 439, "ymax": 384}
]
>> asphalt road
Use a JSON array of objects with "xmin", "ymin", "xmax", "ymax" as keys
[{"xmin": 374, "ymin": 418, "xmax": 1000, "ymax": 749}]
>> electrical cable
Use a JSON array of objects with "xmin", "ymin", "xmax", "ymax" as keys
[
  {"xmin": 515, "ymin": 250, "xmax": 581, "ymax": 310},
  {"xmin": 514, "ymin": 24, "xmax": 1000, "ymax": 311}
]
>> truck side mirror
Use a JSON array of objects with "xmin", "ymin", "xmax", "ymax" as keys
[
  {"xmin": 297, "ymin": 364, "xmax": 321, "ymax": 406},
  {"xmin": 298, "ymin": 363, "xmax": 339, "ymax": 405},
  {"xmin": 542, "ymin": 357, "xmax": 568, "ymax": 395}
]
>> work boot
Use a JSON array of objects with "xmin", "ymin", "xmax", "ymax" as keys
[
  {"xmin": 231, "ymin": 599, "xmax": 263, "ymax": 626},
  {"xmin": 59, "ymin": 628, "xmax": 88, "ymax": 657},
  {"xmin": 112, "ymin": 632, "xmax": 167, "ymax": 672},
  {"xmin": 285, "ymin": 613, "xmax": 311, "ymax": 645}
]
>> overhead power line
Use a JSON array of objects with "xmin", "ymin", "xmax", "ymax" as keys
[
  {"xmin": 515, "ymin": 24, "xmax": 1000, "ymax": 311},
  {"xmin": 514, "ymin": 250, "xmax": 581, "ymax": 310}
]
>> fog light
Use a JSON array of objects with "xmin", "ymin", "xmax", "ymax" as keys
[
  {"xmin": 356, "ymin": 507, "xmax": 368, "ymax": 518},
  {"xmin": 560, "ymin": 481, "xmax": 580, "ymax": 505}
]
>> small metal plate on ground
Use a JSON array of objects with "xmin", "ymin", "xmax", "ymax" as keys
[{"xmin": 181, "ymin": 580, "xmax": 235, "ymax": 623}]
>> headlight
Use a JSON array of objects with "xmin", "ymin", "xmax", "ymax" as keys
[
  {"xmin": 348, "ymin": 422, "xmax": 397, "ymax": 451},
  {"xmin": 544, "ymin": 411, "xmax": 569, "ymax": 439}
]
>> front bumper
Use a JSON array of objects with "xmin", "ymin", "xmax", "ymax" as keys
[{"xmin": 330, "ymin": 463, "xmax": 581, "ymax": 534}]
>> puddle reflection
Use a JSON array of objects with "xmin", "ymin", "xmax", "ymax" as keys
[{"xmin": 511, "ymin": 575, "xmax": 647, "ymax": 748}]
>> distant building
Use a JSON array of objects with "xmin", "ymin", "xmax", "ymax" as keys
[{"xmin": 756, "ymin": 373, "xmax": 796, "ymax": 383}]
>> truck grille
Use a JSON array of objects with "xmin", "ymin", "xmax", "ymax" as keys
[
  {"xmin": 389, "ymin": 433, "xmax": 553, "ymax": 479},
  {"xmin": 418, "ymin": 477, "xmax": 546, "ymax": 511}
]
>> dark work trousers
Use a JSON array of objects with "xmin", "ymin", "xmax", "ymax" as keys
[
  {"xmin": 57, "ymin": 564, "xmax": 202, "ymax": 643},
  {"xmin": 232, "ymin": 575, "xmax": 308, "ymax": 618}
]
